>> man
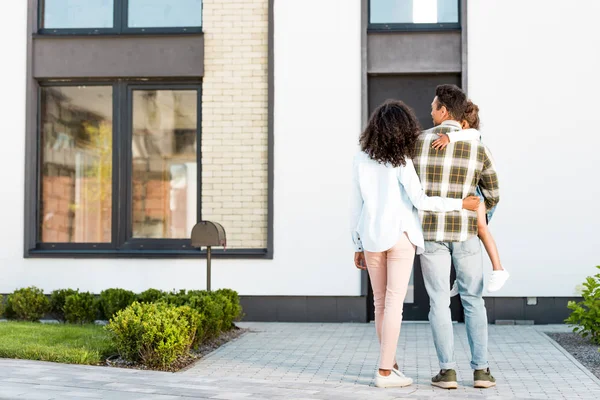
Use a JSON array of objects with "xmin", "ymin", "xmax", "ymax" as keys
[{"xmin": 413, "ymin": 84, "xmax": 500, "ymax": 389}]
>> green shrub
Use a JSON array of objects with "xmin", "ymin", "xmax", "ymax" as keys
[
  {"xmin": 178, "ymin": 305, "xmax": 205, "ymax": 348},
  {"xmin": 4, "ymin": 298, "xmax": 16, "ymax": 320},
  {"xmin": 566, "ymin": 266, "xmax": 600, "ymax": 344},
  {"xmin": 0, "ymin": 295, "xmax": 5, "ymax": 318},
  {"xmin": 137, "ymin": 289, "xmax": 165, "ymax": 304},
  {"xmin": 99, "ymin": 289, "xmax": 137, "ymax": 320},
  {"xmin": 64, "ymin": 292, "xmax": 97, "ymax": 324},
  {"xmin": 187, "ymin": 293, "xmax": 224, "ymax": 341},
  {"xmin": 162, "ymin": 289, "xmax": 189, "ymax": 307},
  {"xmin": 50, "ymin": 289, "xmax": 78, "ymax": 322},
  {"xmin": 215, "ymin": 289, "xmax": 243, "ymax": 329},
  {"xmin": 105, "ymin": 302, "xmax": 199, "ymax": 369},
  {"xmin": 7, "ymin": 287, "xmax": 50, "ymax": 322}
]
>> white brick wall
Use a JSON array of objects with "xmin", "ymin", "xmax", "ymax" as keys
[{"xmin": 202, "ymin": 0, "xmax": 269, "ymax": 249}]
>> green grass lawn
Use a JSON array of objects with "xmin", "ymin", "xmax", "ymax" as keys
[{"xmin": 0, "ymin": 322, "xmax": 116, "ymax": 365}]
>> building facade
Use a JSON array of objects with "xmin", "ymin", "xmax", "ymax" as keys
[{"xmin": 0, "ymin": 0, "xmax": 598, "ymax": 323}]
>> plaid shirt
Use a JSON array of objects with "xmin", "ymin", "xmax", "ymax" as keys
[{"xmin": 413, "ymin": 121, "xmax": 500, "ymax": 242}]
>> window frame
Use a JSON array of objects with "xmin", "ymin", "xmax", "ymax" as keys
[
  {"xmin": 30, "ymin": 80, "xmax": 260, "ymax": 258},
  {"xmin": 368, "ymin": 0, "xmax": 461, "ymax": 32},
  {"xmin": 38, "ymin": 0, "xmax": 204, "ymax": 35},
  {"xmin": 37, "ymin": 81, "xmax": 119, "ymax": 251}
]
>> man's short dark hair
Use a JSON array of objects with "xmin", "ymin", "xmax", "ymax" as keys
[{"xmin": 435, "ymin": 84, "xmax": 467, "ymax": 120}]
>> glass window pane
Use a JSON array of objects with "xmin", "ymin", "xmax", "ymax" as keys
[
  {"xmin": 42, "ymin": 0, "xmax": 114, "ymax": 29},
  {"xmin": 132, "ymin": 90, "xmax": 198, "ymax": 239},
  {"xmin": 128, "ymin": 0, "xmax": 202, "ymax": 28},
  {"xmin": 370, "ymin": 0, "xmax": 458, "ymax": 24},
  {"xmin": 40, "ymin": 86, "xmax": 113, "ymax": 243}
]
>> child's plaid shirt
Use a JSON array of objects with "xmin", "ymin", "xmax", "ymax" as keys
[{"xmin": 413, "ymin": 121, "xmax": 500, "ymax": 242}]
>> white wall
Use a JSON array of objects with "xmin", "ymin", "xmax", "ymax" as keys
[
  {"xmin": 0, "ymin": 0, "xmax": 363, "ymax": 296},
  {"xmin": 468, "ymin": 0, "xmax": 600, "ymax": 296}
]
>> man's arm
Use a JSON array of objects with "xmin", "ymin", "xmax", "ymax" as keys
[{"xmin": 479, "ymin": 146, "xmax": 500, "ymax": 210}]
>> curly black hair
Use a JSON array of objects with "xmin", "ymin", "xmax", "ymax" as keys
[{"xmin": 359, "ymin": 100, "xmax": 421, "ymax": 168}]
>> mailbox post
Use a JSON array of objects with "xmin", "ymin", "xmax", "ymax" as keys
[{"xmin": 191, "ymin": 221, "xmax": 226, "ymax": 291}]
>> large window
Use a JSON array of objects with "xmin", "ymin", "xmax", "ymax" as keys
[
  {"xmin": 369, "ymin": 0, "xmax": 460, "ymax": 31},
  {"xmin": 40, "ymin": 86, "xmax": 113, "ymax": 243},
  {"xmin": 131, "ymin": 89, "xmax": 198, "ymax": 240},
  {"xmin": 40, "ymin": 0, "xmax": 203, "ymax": 34},
  {"xmin": 36, "ymin": 83, "xmax": 201, "ymax": 253}
]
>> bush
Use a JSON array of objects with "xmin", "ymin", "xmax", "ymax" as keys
[
  {"xmin": 7, "ymin": 287, "xmax": 50, "ymax": 322},
  {"xmin": 64, "ymin": 292, "xmax": 97, "ymax": 324},
  {"xmin": 4, "ymin": 298, "xmax": 16, "ymax": 320},
  {"xmin": 105, "ymin": 302, "xmax": 199, "ymax": 369},
  {"xmin": 215, "ymin": 289, "xmax": 243, "ymax": 330},
  {"xmin": 178, "ymin": 305, "xmax": 206, "ymax": 348},
  {"xmin": 99, "ymin": 289, "xmax": 136, "ymax": 320},
  {"xmin": 162, "ymin": 289, "xmax": 189, "ymax": 307},
  {"xmin": 187, "ymin": 292, "xmax": 224, "ymax": 341},
  {"xmin": 566, "ymin": 266, "xmax": 600, "ymax": 344},
  {"xmin": 50, "ymin": 289, "xmax": 78, "ymax": 322},
  {"xmin": 137, "ymin": 289, "xmax": 165, "ymax": 304},
  {"xmin": 0, "ymin": 295, "xmax": 5, "ymax": 318}
]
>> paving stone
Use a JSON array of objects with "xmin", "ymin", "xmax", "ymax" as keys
[{"xmin": 0, "ymin": 323, "xmax": 596, "ymax": 399}]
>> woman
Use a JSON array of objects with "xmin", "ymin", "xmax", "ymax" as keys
[{"xmin": 350, "ymin": 100, "xmax": 480, "ymax": 388}]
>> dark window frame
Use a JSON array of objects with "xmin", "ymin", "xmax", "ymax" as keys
[
  {"xmin": 368, "ymin": 0, "xmax": 461, "ymax": 32},
  {"xmin": 27, "ymin": 80, "xmax": 270, "ymax": 258},
  {"xmin": 38, "ymin": 0, "xmax": 203, "ymax": 35}
]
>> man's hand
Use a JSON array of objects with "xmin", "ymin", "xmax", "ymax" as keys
[
  {"xmin": 354, "ymin": 252, "xmax": 367, "ymax": 270},
  {"xmin": 432, "ymin": 133, "xmax": 450, "ymax": 150}
]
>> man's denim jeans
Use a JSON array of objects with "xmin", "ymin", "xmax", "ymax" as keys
[{"xmin": 420, "ymin": 237, "xmax": 489, "ymax": 370}]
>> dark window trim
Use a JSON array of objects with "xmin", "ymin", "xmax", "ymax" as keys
[
  {"xmin": 27, "ymin": 248, "xmax": 269, "ymax": 259},
  {"xmin": 25, "ymin": 0, "xmax": 275, "ymax": 260},
  {"xmin": 367, "ymin": 0, "xmax": 461, "ymax": 32},
  {"xmin": 121, "ymin": 83, "xmax": 203, "ymax": 251},
  {"xmin": 29, "ymin": 79, "xmax": 249, "ymax": 258},
  {"xmin": 38, "ymin": 0, "xmax": 203, "ymax": 35}
]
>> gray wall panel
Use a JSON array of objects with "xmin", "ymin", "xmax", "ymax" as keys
[
  {"xmin": 33, "ymin": 35, "xmax": 204, "ymax": 78},
  {"xmin": 368, "ymin": 31, "xmax": 461, "ymax": 74}
]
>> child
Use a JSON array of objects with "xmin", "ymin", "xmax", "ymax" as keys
[{"xmin": 431, "ymin": 100, "xmax": 509, "ymax": 295}]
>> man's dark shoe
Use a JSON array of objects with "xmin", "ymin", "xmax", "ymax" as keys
[
  {"xmin": 474, "ymin": 368, "xmax": 496, "ymax": 388},
  {"xmin": 431, "ymin": 369, "xmax": 458, "ymax": 389}
]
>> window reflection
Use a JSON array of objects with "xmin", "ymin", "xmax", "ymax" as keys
[
  {"xmin": 370, "ymin": 0, "xmax": 459, "ymax": 24},
  {"xmin": 40, "ymin": 86, "xmax": 113, "ymax": 243},
  {"xmin": 128, "ymin": 0, "xmax": 203, "ymax": 28},
  {"xmin": 131, "ymin": 90, "xmax": 198, "ymax": 239},
  {"xmin": 42, "ymin": 0, "xmax": 114, "ymax": 29}
]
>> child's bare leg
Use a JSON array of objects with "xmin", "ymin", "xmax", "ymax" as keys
[{"xmin": 477, "ymin": 202, "xmax": 503, "ymax": 271}]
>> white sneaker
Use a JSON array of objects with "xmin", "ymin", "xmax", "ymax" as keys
[
  {"xmin": 487, "ymin": 270, "xmax": 510, "ymax": 292},
  {"xmin": 449, "ymin": 280, "xmax": 459, "ymax": 297},
  {"xmin": 374, "ymin": 370, "xmax": 413, "ymax": 388}
]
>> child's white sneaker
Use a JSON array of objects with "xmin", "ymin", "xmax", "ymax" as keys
[
  {"xmin": 374, "ymin": 370, "xmax": 413, "ymax": 388},
  {"xmin": 449, "ymin": 280, "xmax": 459, "ymax": 297},
  {"xmin": 487, "ymin": 270, "xmax": 510, "ymax": 292}
]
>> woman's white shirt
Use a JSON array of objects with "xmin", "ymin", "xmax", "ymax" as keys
[{"xmin": 350, "ymin": 151, "xmax": 462, "ymax": 254}]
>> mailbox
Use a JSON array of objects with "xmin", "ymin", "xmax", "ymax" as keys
[
  {"xmin": 191, "ymin": 221, "xmax": 226, "ymax": 248},
  {"xmin": 190, "ymin": 221, "xmax": 226, "ymax": 292}
]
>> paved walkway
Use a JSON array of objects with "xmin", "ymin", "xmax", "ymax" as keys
[{"xmin": 1, "ymin": 323, "xmax": 599, "ymax": 399}]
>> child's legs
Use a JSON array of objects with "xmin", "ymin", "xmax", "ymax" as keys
[{"xmin": 477, "ymin": 202, "xmax": 503, "ymax": 271}]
